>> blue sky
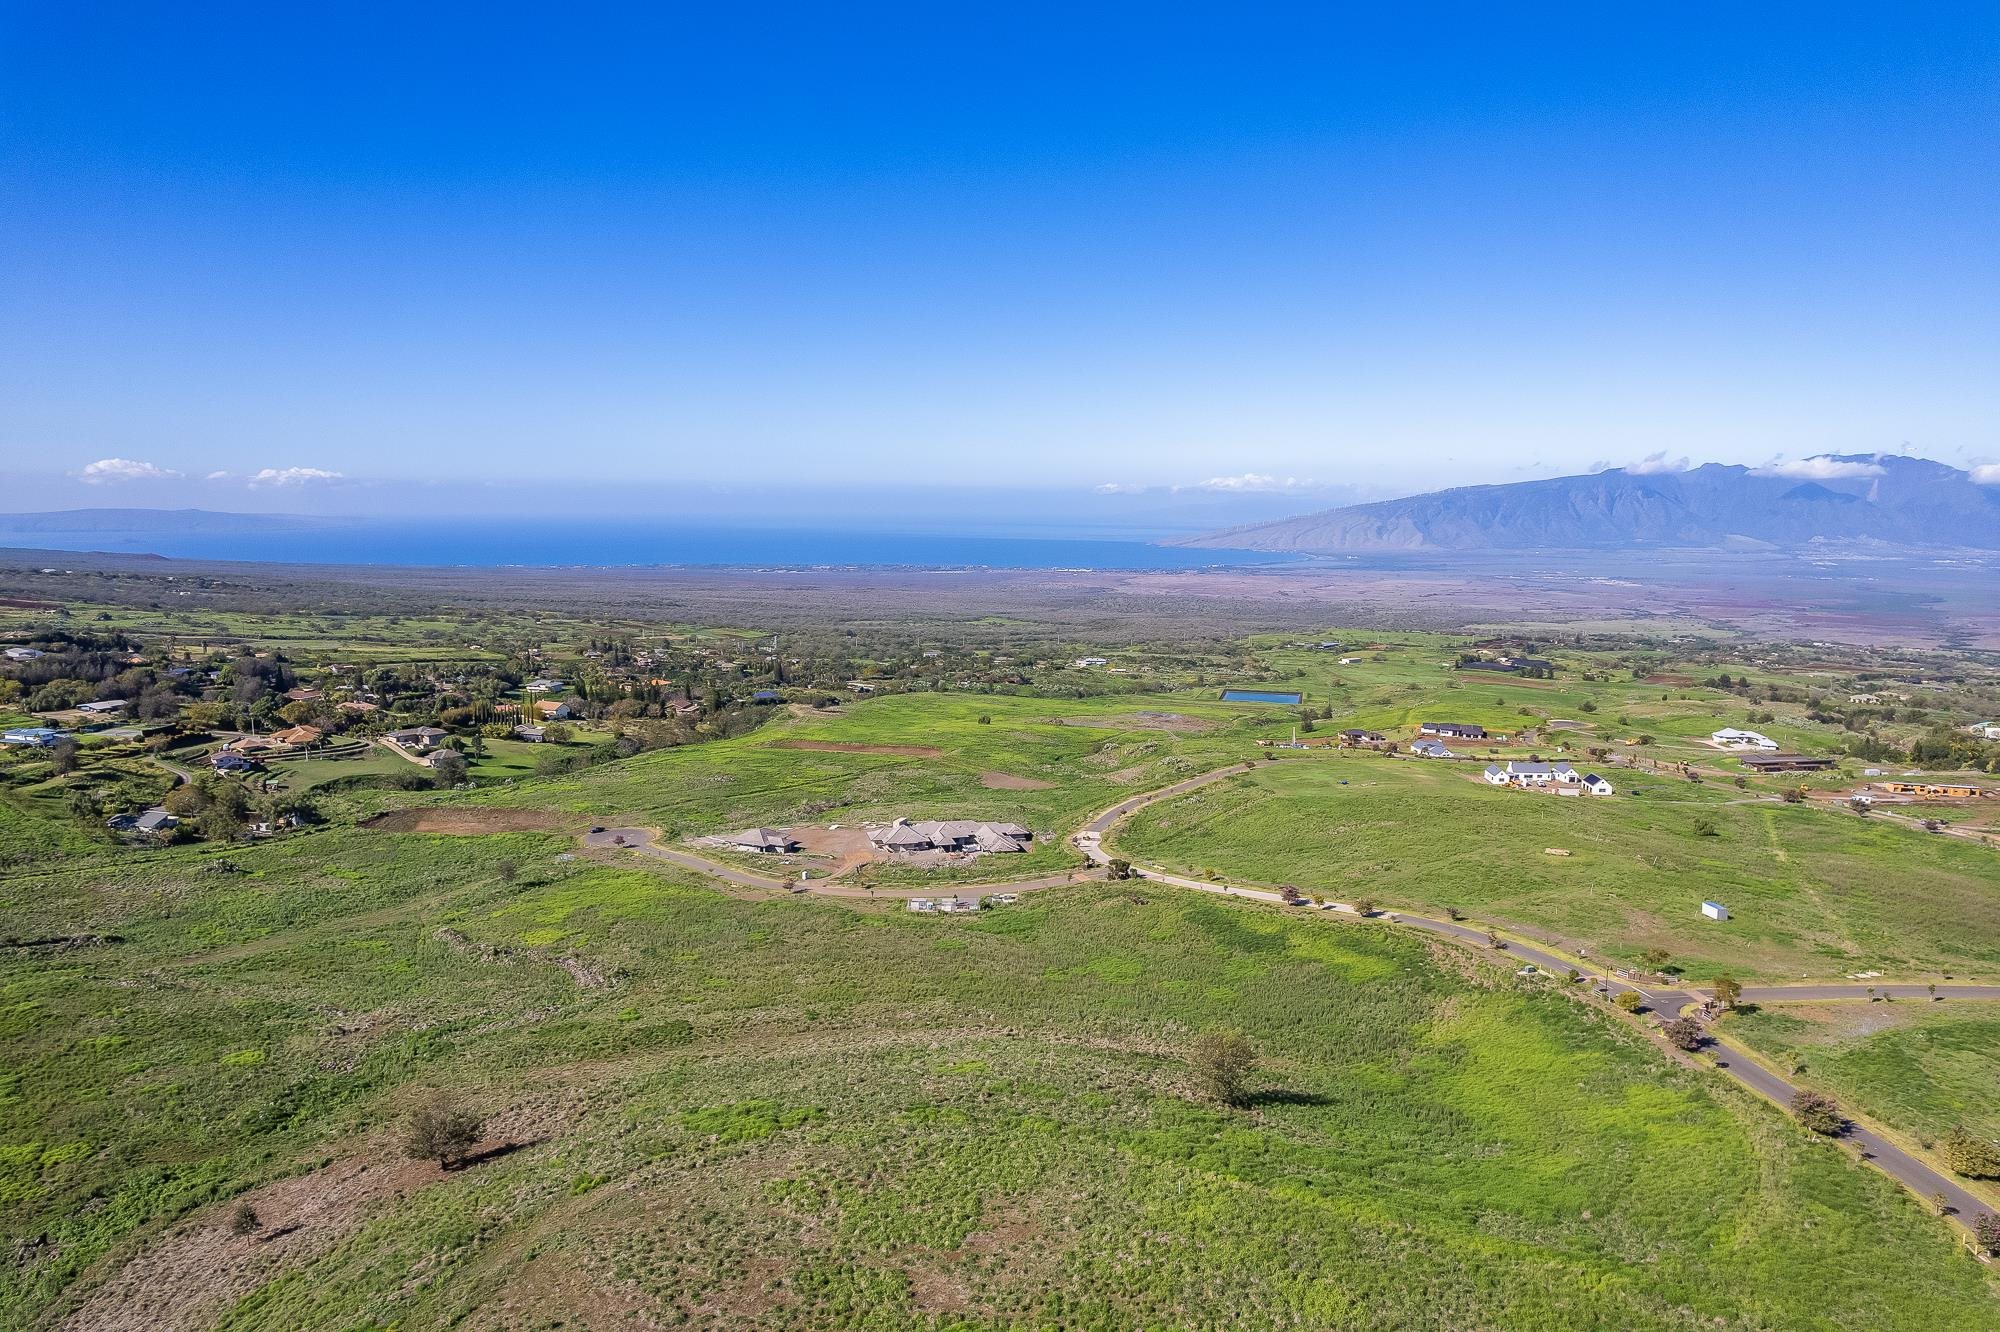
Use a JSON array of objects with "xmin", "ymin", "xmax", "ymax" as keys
[{"xmin": 3, "ymin": 3, "xmax": 1996, "ymax": 520}]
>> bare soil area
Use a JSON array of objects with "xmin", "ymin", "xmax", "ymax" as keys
[
  {"xmin": 767, "ymin": 740, "xmax": 945, "ymax": 758},
  {"xmin": 360, "ymin": 808, "xmax": 572, "ymax": 834},
  {"xmin": 980, "ymin": 771, "xmax": 1053, "ymax": 790}
]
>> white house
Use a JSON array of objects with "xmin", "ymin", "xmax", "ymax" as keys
[
  {"xmin": 1701, "ymin": 900, "xmax": 1730, "ymax": 922},
  {"xmin": 1073, "ymin": 657, "xmax": 1108, "ymax": 667},
  {"xmin": 1581, "ymin": 773, "xmax": 1614, "ymax": 796},
  {"xmin": 1483, "ymin": 761, "xmax": 1583, "ymax": 788},
  {"xmin": 1711, "ymin": 728, "xmax": 1777, "ymax": 750},
  {"xmin": 1409, "ymin": 739, "xmax": 1453, "ymax": 759},
  {"xmin": 3, "ymin": 646, "xmax": 44, "ymax": 661},
  {"xmin": 2, "ymin": 726, "xmax": 64, "ymax": 748}
]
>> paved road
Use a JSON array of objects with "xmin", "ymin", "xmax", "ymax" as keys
[
  {"xmin": 580, "ymin": 761, "xmax": 2000, "ymax": 1235},
  {"xmin": 1076, "ymin": 767, "xmax": 2000, "ymax": 1236}
]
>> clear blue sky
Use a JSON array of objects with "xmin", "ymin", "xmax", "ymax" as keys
[{"xmin": 3, "ymin": 3, "xmax": 1996, "ymax": 516}]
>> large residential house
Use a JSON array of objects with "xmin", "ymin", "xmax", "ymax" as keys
[
  {"xmin": 867, "ymin": 819, "xmax": 1032, "ymax": 855},
  {"xmin": 77, "ymin": 699, "xmax": 128, "ymax": 716},
  {"xmin": 387, "ymin": 726, "xmax": 448, "ymax": 752},
  {"xmin": 4, "ymin": 646, "xmax": 44, "ymax": 661},
  {"xmin": 724, "ymin": 828, "xmax": 802, "ymax": 854},
  {"xmin": 210, "ymin": 750, "xmax": 260, "ymax": 774},
  {"xmin": 1409, "ymin": 739, "xmax": 1454, "ymax": 758},
  {"xmin": 534, "ymin": 699, "xmax": 577, "ymax": 720},
  {"xmin": 1483, "ymin": 762, "xmax": 1613, "ymax": 795},
  {"xmin": 1711, "ymin": 728, "xmax": 1778, "ymax": 750},
  {"xmin": 1419, "ymin": 722, "xmax": 1487, "ymax": 739},
  {"xmin": 1484, "ymin": 761, "xmax": 1581, "ymax": 788},
  {"xmin": 2, "ymin": 726, "xmax": 65, "ymax": 748}
]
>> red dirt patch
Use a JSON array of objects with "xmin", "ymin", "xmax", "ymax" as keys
[
  {"xmin": 767, "ymin": 740, "xmax": 945, "ymax": 758},
  {"xmin": 360, "ymin": 808, "xmax": 572, "ymax": 834},
  {"xmin": 980, "ymin": 771, "xmax": 1052, "ymax": 790}
]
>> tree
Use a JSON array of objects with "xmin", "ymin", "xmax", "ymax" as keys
[
  {"xmin": 1663, "ymin": 1016, "xmax": 1704, "ymax": 1050},
  {"xmin": 230, "ymin": 1201, "xmax": 261, "ymax": 1235},
  {"xmin": 1638, "ymin": 948, "xmax": 1672, "ymax": 972},
  {"xmin": 495, "ymin": 858, "xmax": 519, "ymax": 886},
  {"xmin": 1780, "ymin": 787, "xmax": 1805, "ymax": 804},
  {"xmin": 49, "ymin": 738, "xmax": 80, "ymax": 776},
  {"xmin": 1691, "ymin": 816, "xmax": 1719, "ymax": 837},
  {"xmin": 402, "ymin": 1092, "xmax": 484, "ymax": 1169},
  {"xmin": 1940, "ymin": 1128, "xmax": 2000, "ymax": 1179},
  {"xmin": 1351, "ymin": 897, "xmax": 1376, "ymax": 917},
  {"xmin": 1791, "ymin": 1089, "xmax": 1844, "ymax": 1136},
  {"xmin": 1444, "ymin": 905, "xmax": 1465, "ymax": 922},
  {"xmin": 1105, "ymin": 858, "xmax": 1134, "ymax": 881},
  {"xmin": 1974, "ymin": 1212, "xmax": 2000, "ymax": 1257},
  {"xmin": 1613, "ymin": 990, "xmax": 1643, "ymax": 1013},
  {"xmin": 1711, "ymin": 975, "xmax": 1742, "ymax": 1009},
  {"xmin": 1189, "ymin": 1029, "xmax": 1257, "ymax": 1107},
  {"xmin": 430, "ymin": 750, "xmax": 468, "ymax": 788}
]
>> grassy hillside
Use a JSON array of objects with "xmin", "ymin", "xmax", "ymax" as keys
[
  {"xmin": 2, "ymin": 825, "xmax": 1992, "ymax": 1329},
  {"xmin": 459, "ymin": 692, "xmax": 1282, "ymax": 884},
  {"xmin": 1114, "ymin": 753, "xmax": 2000, "ymax": 981}
]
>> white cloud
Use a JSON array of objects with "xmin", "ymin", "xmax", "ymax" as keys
[
  {"xmin": 76, "ymin": 457, "xmax": 181, "ymax": 484},
  {"xmin": 1751, "ymin": 455, "xmax": 1885, "ymax": 481},
  {"xmin": 205, "ymin": 470, "xmax": 234, "ymax": 481},
  {"xmin": 1969, "ymin": 463, "xmax": 2000, "ymax": 486},
  {"xmin": 1619, "ymin": 452, "xmax": 1690, "ymax": 476},
  {"xmin": 1093, "ymin": 482, "xmax": 1153, "ymax": 495},
  {"xmin": 246, "ymin": 466, "xmax": 344, "ymax": 488},
  {"xmin": 1181, "ymin": 473, "xmax": 1322, "ymax": 493}
]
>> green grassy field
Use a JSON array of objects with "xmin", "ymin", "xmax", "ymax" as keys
[
  {"xmin": 1720, "ymin": 1001, "xmax": 2000, "ymax": 1155},
  {"xmin": 1113, "ymin": 752, "xmax": 2000, "ymax": 982},
  {"xmin": 459, "ymin": 692, "xmax": 1287, "ymax": 884},
  {"xmin": 2, "ymin": 822, "xmax": 1992, "ymax": 1329}
]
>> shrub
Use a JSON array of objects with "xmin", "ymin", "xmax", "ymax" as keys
[
  {"xmin": 1792, "ymin": 1090, "xmax": 1843, "ymax": 1136},
  {"xmin": 1614, "ymin": 991, "xmax": 1643, "ymax": 1013},
  {"xmin": 1940, "ymin": 1128, "xmax": 2000, "ymax": 1180},
  {"xmin": 402, "ymin": 1092, "xmax": 484, "ymax": 1169},
  {"xmin": 1189, "ymin": 1029, "xmax": 1257, "ymax": 1107},
  {"xmin": 1691, "ymin": 817, "xmax": 1719, "ymax": 838},
  {"xmin": 230, "ymin": 1201, "xmax": 260, "ymax": 1235},
  {"xmin": 1663, "ymin": 1016, "xmax": 1703, "ymax": 1050},
  {"xmin": 1974, "ymin": 1212, "xmax": 2000, "ymax": 1257},
  {"xmin": 1711, "ymin": 975, "xmax": 1742, "ymax": 1009},
  {"xmin": 1351, "ymin": 897, "xmax": 1376, "ymax": 917}
]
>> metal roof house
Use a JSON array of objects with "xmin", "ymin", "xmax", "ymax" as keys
[
  {"xmin": 2, "ymin": 726, "xmax": 65, "ymax": 748},
  {"xmin": 1420, "ymin": 722, "xmax": 1487, "ymax": 739},
  {"xmin": 1409, "ymin": 739, "xmax": 1453, "ymax": 758},
  {"xmin": 1483, "ymin": 761, "xmax": 1582, "ymax": 788},
  {"xmin": 726, "ymin": 828, "xmax": 801, "ymax": 853}
]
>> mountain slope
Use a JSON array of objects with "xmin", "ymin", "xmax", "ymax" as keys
[{"xmin": 1180, "ymin": 455, "xmax": 2000, "ymax": 552}]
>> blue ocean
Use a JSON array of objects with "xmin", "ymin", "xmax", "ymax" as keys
[{"xmin": 0, "ymin": 519, "xmax": 1291, "ymax": 573}]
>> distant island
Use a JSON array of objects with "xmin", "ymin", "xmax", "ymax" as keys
[{"xmin": 1178, "ymin": 454, "xmax": 2000, "ymax": 552}]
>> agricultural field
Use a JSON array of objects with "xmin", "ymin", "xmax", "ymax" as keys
[
  {"xmin": 2, "ymin": 824, "xmax": 1994, "ymax": 1329},
  {"xmin": 1720, "ymin": 1001, "xmax": 2000, "ymax": 1179},
  {"xmin": 1113, "ymin": 753, "xmax": 2000, "ymax": 982}
]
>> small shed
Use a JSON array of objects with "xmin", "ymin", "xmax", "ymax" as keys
[{"xmin": 1700, "ymin": 900, "xmax": 1729, "ymax": 922}]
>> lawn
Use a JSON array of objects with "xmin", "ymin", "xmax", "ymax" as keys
[
  {"xmin": 1113, "ymin": 752, "xmax": 2000, "ymax": 982},
  {"xmin": 1, "ymin": 825, "xmax": 1992, "ymax": 1328}
]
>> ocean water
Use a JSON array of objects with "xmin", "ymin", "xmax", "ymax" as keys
[{"xmin": 0, "ymin": 519, "xmax": 1289, "ymax": 573}]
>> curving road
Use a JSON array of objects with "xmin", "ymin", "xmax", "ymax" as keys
[
  {"xmin": 578, "ymin": 760, "xmax": 1999, "ymax": 1236},
  {"xmin": 1073, "ymin": 764, "xmax": 2000, "ymax": 1237}
]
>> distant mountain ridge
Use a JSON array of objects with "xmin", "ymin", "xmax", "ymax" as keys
[{"xmin": 1179, "ymin": 455, "xmax": 2000, "ymax": 552}]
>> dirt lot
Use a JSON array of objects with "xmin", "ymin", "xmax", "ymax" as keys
[
  {"xmin": 360, "ymin": 808, "xmax": 574, "ymax": 834},
  {"xmin": 766, "ymin": 740, "xmax": 945, "ymax": 757},
  {"xmin": 980, "ymin": 771, "xmax": 1053, "ymax": 790}
]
